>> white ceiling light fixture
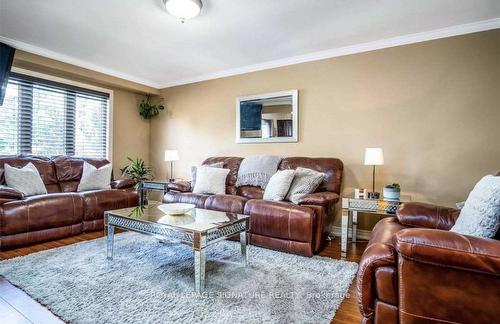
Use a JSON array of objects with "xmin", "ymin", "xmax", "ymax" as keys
[{"xmin": 164, "ymin": 0, "xmax": 203, "ymax": 23}]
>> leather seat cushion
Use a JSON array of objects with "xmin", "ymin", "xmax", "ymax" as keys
[
  {"xmin": 236, "ymin": 186, "xmax": 264, "ymax": 199},
  {"xmin": 79, "ymin": 189, "xmax": 138, "ymax": 222},
  {"xmin": 1, "ymin": 193, "xmax": 84, "ymax": 235},
  {"xmin": 244, "ymin": 199, "xmax": 315, "ymax": 242},
  {"xmin": 163, "ymin": 192, "xmax": 209, "ymax": 208},
  {"xmin": 204, "ymin": 194, "xmax": 248, "ymax": 214}
]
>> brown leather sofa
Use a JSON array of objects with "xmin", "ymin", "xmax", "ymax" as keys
[
  {"xmin": 0, "ymin": 155, "xmax": 138, "ymax": 249},
  {"xmin": 356, "ymin": 202, "xmax": 500, "ymax": 324},
  {"xmin": 164, "ymin": 156, "xmax": 343, "ymax": 256}
]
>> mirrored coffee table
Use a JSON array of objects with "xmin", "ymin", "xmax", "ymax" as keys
[{"xmin": 104, "ymin": 202, "xmax": 250, "ymax": 293}]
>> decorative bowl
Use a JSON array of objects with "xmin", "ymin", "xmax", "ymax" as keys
[{"xmin": 158, "ymin": 203, "xmax": 196, "ymax": 216}]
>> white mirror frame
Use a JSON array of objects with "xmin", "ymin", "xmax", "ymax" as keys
[{"xmin": 235, "ymin": 89, "xmax": 298, "ymax": 144}]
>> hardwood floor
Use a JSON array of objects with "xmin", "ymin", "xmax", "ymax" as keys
[{"xmin": 0, "ymin": 232, "xmax": 367, "ymax": 324}]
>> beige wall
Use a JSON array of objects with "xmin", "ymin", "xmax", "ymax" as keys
[
  {"xmin": 151, "ymin": 30, "xmax": 500, "ymax": 230},
  {"xmin": 11, "ymin": 51, "xmax": 152, "ymax": 174}
]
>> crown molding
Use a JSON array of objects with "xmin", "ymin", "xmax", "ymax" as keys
[
  {"xmin": 0, "ymin": 36, "xmax": 162, "ymax": 89},
  {"xmin": 2, "ymin": 18, "xmax": 499, "ymax": 90},
  {"xmin": 160, "ymin": 18, "xmax": 500, "ymax": 88}
]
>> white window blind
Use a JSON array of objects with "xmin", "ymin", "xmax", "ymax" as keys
[{"xmin": 0, "ymin": 73, "xmax": 109, "ymax": 158}]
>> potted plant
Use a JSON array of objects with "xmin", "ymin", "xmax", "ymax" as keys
[
  {"xmin": 139, "ymin": 95, "xmax": 164, "ymax": 119},
  {"xmin": 383, "ymin": 183, "xmax": 401, "ymax": 201},
  {"xmin": 120, "ymin": 157, "xmax": 154, "ymax": 190}
]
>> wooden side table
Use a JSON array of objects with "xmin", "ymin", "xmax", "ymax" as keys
[{"xmin": 341, "ymin": 197, "xmax": 402, "ymax": 257}]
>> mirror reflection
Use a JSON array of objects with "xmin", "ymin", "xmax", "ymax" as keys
[{"xmin": 236, "ymin": 90, "xmax": 298, "ymax": 143}]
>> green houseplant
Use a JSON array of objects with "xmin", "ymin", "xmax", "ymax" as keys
[
  {"xmin": 139, "ymin": 95, "xmax": 164, "ymax": 119},
  {"xmin": 120, "ymin": 157, "xmax": 154, "ymax": 189},
  {"xmin": 383, "ymin": 183, "xmax": 401, "ymax": 201}
]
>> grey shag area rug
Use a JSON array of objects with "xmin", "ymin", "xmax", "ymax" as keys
[{"xmin": 0, "ymin": 232, "xmax": 358, "ymax": 324}]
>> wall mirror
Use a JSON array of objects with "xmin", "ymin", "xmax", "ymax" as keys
[{"xmin": 236, "ymin": 89, "xmax": 298, "ymax": 143}]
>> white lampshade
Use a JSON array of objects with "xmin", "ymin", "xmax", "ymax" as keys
[
  {"xmin": 364, "ymin": 148, "xmax": 384, "ymax": 165},
  {"xmin": 164, "ymin": 150, "xmax": 179, "ymax": 161}
]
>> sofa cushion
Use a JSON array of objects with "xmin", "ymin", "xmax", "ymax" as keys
[
  {"xmin": 0, "ymin": 155, "xmax": 59, "ymax": 193},
  {"xmin": 192, "ymin": 166, "xmax": 230, "ymax": 195},
  {"xmin": 52, "ymin": 156, "xmax": 110, "ymax": 192},
  {"xmin": 204, "ymin": 194, "xmax": 248, "ymax": 214},
  {"xmin": 279, "ymin": 157, "xmax": 343, "ymax": 194},
  {"xmin": 77, "ymin": 162, "xmax": 112, "ymax": 192},
  {"xmin": 1, "ymin": 193, "xmax": 84, "ymax": 235},
  {"xmin": 263, "ymin": 169, "xmax": 295, "ymax": 201},
  {"xmin": 244, "ymin": 199, "xmax": 315, "ymax": 242},
  {"xmin": 79, "ymin": 189, "xmax": 138, "ymax": 222},
  {"xmin": 285, "ymin": 167, "xmax": 325, "ymax": 204},
  {"xmin": 79, "ymin": 189, "xmax": 138, "ymax": 231},
  {"xmin": 202, "ymin": 157, "xmax": 243, "ymax": 195},
  {"xmin": 163, "ymin": 192, "xmax": 209, "ymax": 208},
  {"xmin": 450, "ymin": 175, "xmax": 500, "ymax": 238},
  {"xmin": 236, "ymin": 186, "xmax": 264, "ymax": 199},
  {"xmin": 191, "ymin": 162, "xmax": 223, "ymax": 190},
  {"xmin": 4, "ymin": 162, "xmax": 48, "ymax": 196}
]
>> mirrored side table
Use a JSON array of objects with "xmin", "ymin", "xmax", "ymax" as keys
[{"xmin": 341, "ymin": 197, "xmax": 402, "ymax": 257}]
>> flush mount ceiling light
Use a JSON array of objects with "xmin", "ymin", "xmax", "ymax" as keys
[{"xmin": 164, "ymin": 0, "xmax": 203, "ymax": 22}]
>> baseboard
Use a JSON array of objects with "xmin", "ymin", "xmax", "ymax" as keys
[{"xmin": 329, "ymin": 226, "xmax": 372, "ymax": 241}]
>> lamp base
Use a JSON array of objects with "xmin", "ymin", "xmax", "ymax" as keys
[
  {"xmin": 367, "ymin": 192, "xmax": 380, "ymax": 199},
  {"xmin": 168, "ymin": 178, "xmax": 175, "ymax": 183}
]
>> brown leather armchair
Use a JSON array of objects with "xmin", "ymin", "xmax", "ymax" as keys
[
  {"xmin": 165, "ymin": 156, "xmax": 343, "ymax": 256},
  {"xmin": 0, "ymin": 155, "xmax": 138, "ymax": 249},
  {"xmin": 356, "ymin": 202, "xmax": 500, "ymax": 324}
]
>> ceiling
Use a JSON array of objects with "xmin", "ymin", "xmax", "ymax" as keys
[{"xmin": 1, "ymin": 0, "xmax": 499, "ymax": 89}]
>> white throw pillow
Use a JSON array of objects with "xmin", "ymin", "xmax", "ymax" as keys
[
  {"xmin": 77, "ymin": 162, "xmax": 112, "ymax": 192},
  {"xmin": 192, "ymin": 166, "xmax": 230, "ymax": 195},
  {"xmin": 450, "ymin": 175, "xmax": 500, "ymax": 238},
  {"xmin": 285, "ymin": 167, "xmax": 325, "ymax": 204},
  {"xmin": 4, "ymin": 162, "xmax": 47, "ymax": 196},
  {"xmin": 263, "ymin": 169, "xmax": 296, "ymax": 201},
  {"xmin": 191, "ymin": 162, "xmax": 224, "ymax": 190}
]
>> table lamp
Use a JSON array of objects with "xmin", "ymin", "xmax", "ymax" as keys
[
  {"xmin": 164, "ymin": 150, "xmax": 179, "ymax": 182},
  {"xmin": 364, "ymin": 148, "xmax": 384, "ymax": 199}
]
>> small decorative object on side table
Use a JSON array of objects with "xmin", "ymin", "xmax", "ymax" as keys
[{"xmin": 340, "ymin": 196, "xmax": 402, "ymax": 257}]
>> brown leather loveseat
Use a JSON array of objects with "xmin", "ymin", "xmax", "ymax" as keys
[
  {"xmin": 356, "ymin": 202, "xmax": 500, "ymax": 324},
  {"xmin": 0, "ymin": 155, "xmax": 138, "ymax": 249},
  {"xmin": 164, "ymin": 156, "xmax": 343, "ymax": 256}
]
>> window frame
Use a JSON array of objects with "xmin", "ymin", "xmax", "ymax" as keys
[{"xmin": 7, "ymin": 67, "xmax": 114, "ymax": 162}]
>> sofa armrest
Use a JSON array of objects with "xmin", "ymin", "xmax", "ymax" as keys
[
  {"xmin": 395, "ymin": 228, "xmax": 500, "ymax": 275},
  {"xmin": 111, "ymin": 179, "xmax": 136, "ymax": 190},
  {"xmin": 167, "ymin": 181, "xmax": 192, "ymax": 193},
  {"xmin": 396, "ymin": 202, "xmax": 460, "ymax": 230},
  {"xmin": 0, "ymin": 185, "xmax": 24, "ymax": 200},
  {"xmin": 297, "ymin": 192, "xmax": 339, "ymax": 207}
]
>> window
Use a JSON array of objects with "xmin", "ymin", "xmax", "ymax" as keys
[{"xmin": 0, "ymin": 73, "xmax": 109, "ymax": 158}]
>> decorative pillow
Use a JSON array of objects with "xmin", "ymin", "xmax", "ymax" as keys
[
  {"xmin": 263, "ymin": 169, "xmax": 296, "ymax": 201},
  {"xmin": 285, "ymin": 167, "xmax": 325, "ymax": 204},
  {"xmin": 191, "ymin": 162, "xmax": 224, "ymax": 190},
  {"xmin": 236, "ymin": 155, "xmax": 282, "ymax": 189},
  {"xmin": 450, "ymin": 175, "xmax": 500, "ymax": 238},
  {"xmin": 4, "ymin": 162, "xmax": 47, "ymax": 196},
  {"xmin": 77, "ymin": 162, "xmax": 112, "ymax": 192},
  {"xmin": 192, "ymin": 166, "xmax": 230, "ymax": 195}
]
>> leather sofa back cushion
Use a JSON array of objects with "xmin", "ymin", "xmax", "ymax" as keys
[
  {"xmin": 279, "ymin": 157, "xmax": 343, "ymax": 194},
  {"xmin": 0, "ymin": 155, "xmax": 58, "ymax": 186},
  {"xmin": 202, "ymin": 157, "xmax": 243, "ymax": 195},
  {"xmin": 53, "ymin": 156, "xmax": 110, "ymax": 182}
]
